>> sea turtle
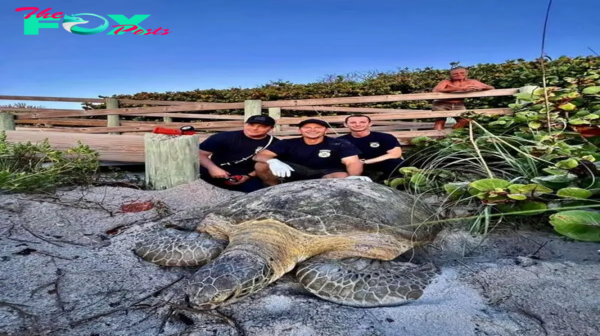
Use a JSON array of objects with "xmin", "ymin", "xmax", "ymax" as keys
[{"xmin": 133, "ymin": 179, "xmax": 442, "ymax": 310}]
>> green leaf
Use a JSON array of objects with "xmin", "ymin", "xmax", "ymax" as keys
[
  {"xmin": 389, "ymin": 178, "xmax": 405, "ymax": 189},
  {"xmin": 582, "ymin": 86, "xmax": 600, "ymax": 95},
  {"xmin": 528, "ymin": 121, "xmax": 542, "ymax": 129},
  {"xmin": 507, "ymin": 183, "xmax": 553, "ymax": 195},
  {"xmin": 469, "ymin": 178, "xmax": 512, "ymax": 192},
  {"xmin": 409, "ymin": 173, "xmax": 428, "ymax": 186},
  {"xmin": 399, "ymin": 167, "xmax": 421, "ymax": 176},
  {"xmin": 582, "ymin": 113, "xmax": 600, "ymax": 120},
  {"xmin": 568, "ymin": 118, "xmax": 590, "ymax": 125},
  {"xmin": 556, "ymin": 187, "xmax": 593, "ymax": 199},
  {"xmin": 443, "ymin": 182, "xmax": 469, "ymax": 195},
  {"xmin": 507, "ymin": 194, "xmax": 527, "ymax": 200},
  {"xmin": 555, "ymin": 158, "xmax": 579, "ymax": 169},
  {"xmin": 559, "ymin": 102, "xmax": 577, "ymax": 111},
  {"xmin": 549, "ymin": 210, "xmax": 600, "ymax": 242},
  {"xmin": 543, "ymin": 168, "xmax": 569, "ymax": 175},
  {"xmin": 531, "ymin": 174, "xmax": 578, "ymax": 190}
]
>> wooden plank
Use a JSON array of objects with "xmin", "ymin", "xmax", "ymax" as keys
[
  {"xmin": 16, "ymin": 118, "xmax": 243, "ymax": 129},
  {"xmin": 0, "ymin": 107, "xmax": 86, "ymax": 113},
  {"xmin": 262, "ymin": 89, "xmax": 518, "ymax": 107},
  {"xmin": 16, "ymin": 102, "xmax": 246, "ymax": 119},
  {"xmin": 0, "ymin": 95, "xmax": 104, "ymax": 103},
  {"xmin": 118, "ymin": 99, "xmax": 237, "ymax": 106},
  {"xmin": 281, "ymin": 106, "xmax": 419, "ymax": 114},
  {"xmin": 126, "ymin": 113, "xmax": 244, "ymax": 120},
  {"xmin": 5, "ymin": 126, "xmax": 450, "ymax": 162},
  {"xmin": 277, "ymin": 108, "xmax": 512, "ymax": 124},
  {"xmin": 5, "ymin": 131, "xmax": 146, "ymax": 162}
]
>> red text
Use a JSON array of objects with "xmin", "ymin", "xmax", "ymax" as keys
[
  {"xmin": 111, "ymin": 25, "xmax": 170, "ymax": 35},
  {"xmin": 16, "ymin": 7, "xmax": 64, "ymax": 19}
]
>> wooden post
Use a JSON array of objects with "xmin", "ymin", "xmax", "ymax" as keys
[
  {"xmin": 244, "ymin": 100, "xmax": 262, "ymax": 120},
  {"xmin": 268, "ymin": 107, "xmax": 281, "ymax": 134},
  {"xmin": 0, "ymin": 112, "xmax": 15, "ymax": 131},
  {"xmin": 163, "ymin": 116, "xmax": 173, "ymax": 123},
  {"xmin": 144, "ymin": 133, "xmax": 200, "ymax": 190},
  {"xmin": 105, "ymin": 98, "xmax": 120, "ymax": 134}
]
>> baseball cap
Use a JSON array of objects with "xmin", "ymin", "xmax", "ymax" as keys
[
  {"xmin": 246, "ymin": 115, "xmax": 275, "ymax": 126},
  {"xmin": 298, "ymin": 118, "xmax": 330, "ymax": 128}
]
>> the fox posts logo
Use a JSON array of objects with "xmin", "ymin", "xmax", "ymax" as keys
[{"xmin": 16, "ymin": 7, "xmax": 170, "ymax": 35}]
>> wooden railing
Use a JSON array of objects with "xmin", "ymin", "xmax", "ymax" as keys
[{"xmin": 0, "ymin": 88, "xmax": 522, "ymax": 162}]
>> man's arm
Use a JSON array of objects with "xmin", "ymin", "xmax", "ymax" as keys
[
  {"xmin": 363, "ymin": 147, "xmax": 403, "ymax": 164},
  {"xmin": 341, "ymin": 155, "xmax": 363, "ymax": 176},
  {"xmin": 253, "ymin": 149, "xmax": 278, "ymax": 163},
  {"xmin": 433, "ymin": 80, "xmax": 462, "ymax": 93},
  {"xmin": 467, "ymin": 80, "xmax": 494, "ymax": 91}
]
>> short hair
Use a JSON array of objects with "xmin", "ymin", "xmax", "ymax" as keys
[
  {"xmin": 450, "ymin": 66, "xmax": 468, "ymax": 72},
  {"xmin": 344, "ymin": 114, "xmax": 372, "ymax": 123}
]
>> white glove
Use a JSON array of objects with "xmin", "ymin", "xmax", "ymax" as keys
[
  {"xmin": 346, "ymin": 176, "xmax": 372, "ymax": 182},
  {"xmin": 267, "ymin": 159, "xmax": 294, "ymax": 177}
]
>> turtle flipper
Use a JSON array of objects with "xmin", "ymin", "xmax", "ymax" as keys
[
  {"xmin": 295, "ymin": 257, "xmax": 440, "ymax": 307},
  {"xmin": 133, "ymin": 228, "xmax": 226, "ymax": 267}
]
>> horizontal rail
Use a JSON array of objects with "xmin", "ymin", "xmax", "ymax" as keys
[
  {"xmin": 0, "ymin": 95, "xmax": 105, "ymax": 103},
  {"xmin": 261, "ymin": 89, "xmax": 519, "ymax": 107},
  {"xmin": 14, "ymin": 102, "xmax": 246, "ymax": 119},
  {"xmin": 277, "ymin": 108, "xmax": 512, "ymax": 124},
  {"xmin": 5, "ymin": 129, "xmax": 451, "ymax": 162}
]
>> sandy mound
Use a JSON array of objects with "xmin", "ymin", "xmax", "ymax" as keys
[{"xmin": 0, "ymin": 179, "xmax": 598, "ymax": 336}]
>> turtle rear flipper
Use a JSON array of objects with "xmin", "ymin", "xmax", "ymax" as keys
[
  {"xmin": 133, "ymin": 229, "xmax": 226, "ymax": 267},
  {"xmin": 295, "ymin": 257, "xmax": 440, "ymax": 307}
]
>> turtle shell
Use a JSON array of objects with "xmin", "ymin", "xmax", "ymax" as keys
[{"xmin": 201, "ymin": 179, "xmax": 441, "ymax": 242}]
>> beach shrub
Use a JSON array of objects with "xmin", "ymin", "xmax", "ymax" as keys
[{"xmin": 0, "ymin": 132, "xmax": 100, "ymax": 193}]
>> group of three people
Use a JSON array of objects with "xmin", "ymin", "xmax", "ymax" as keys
[{"xmin": 199, "ymin": 114, "xmax": 405, "ymax": 192}]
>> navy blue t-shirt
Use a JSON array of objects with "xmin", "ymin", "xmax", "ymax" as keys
[
  {"xmin": 199, "ymin": 130, "xmax": 279, "ymax": 174},
  {"xmin": 268, "ymin": 136, "xmax": 361, "ymax": 170},
  {"xmin": 338, "ymin": 131, "xmax": 401, "ymax": 160}
]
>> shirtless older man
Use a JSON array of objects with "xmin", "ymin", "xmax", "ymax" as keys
[{"xmin": 431, "ymin": 67, "xmax": 494, "ymax": 130}]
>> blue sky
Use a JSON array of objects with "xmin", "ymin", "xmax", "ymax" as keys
[{"xmin": 1, "ymin": 0, "xmax": 598, "ymax": 110}]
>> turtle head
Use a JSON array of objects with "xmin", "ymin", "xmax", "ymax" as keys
[{"xmin": 184, "ymin": 250, "xmax": 274, "ymax": 310}]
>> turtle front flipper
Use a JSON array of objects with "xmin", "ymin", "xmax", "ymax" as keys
[
  {"xmin": 295, "ymin": 257, "xmax": 440, "ymax": 307},
  {"xmin": 133, "ymin": 228, "xmax": 226, "ymax": 267}
]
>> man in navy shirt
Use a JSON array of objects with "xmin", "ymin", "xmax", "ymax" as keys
[
  {"xmin": 253, "ymin": 118, "xmax": 371, "ymax": 185},
  {"xmin": 199, "ymin": 115, "xmax": 279, "ymax": 192},
  {"xmin": 338, "ymin": 114, "xmax": 404, "ymax": 180}
]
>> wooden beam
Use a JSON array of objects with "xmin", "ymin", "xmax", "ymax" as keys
[
  {"xmin": 276, "ymin": 108, "xmax": 512, "ymax": 124},
  {"xmin": 281, "ymin": 106, "xmax": 419, "ymax": 114},
  {"xmin": 5, "ymin": 131, "xmax": 146, "ymax": 162},
  {"xmin": 262, "ymin": 89, "xmax": 518, "ymax": 107},
  {"xmin": 16, "ymin": 118, "xmax": 244, "ymax": 129},
  {"xmin": 0, "ymin": 95, "xmax": 104, "ymax": 103},
  {"xmin": 4, "ymin": 127, "xmax": 451, "ymax": 162},
  {"xmin": 122, "ymin": 113, "xmax": 245, "ymax": 120},
  {"xmin": 16, "ymin": 102, "xmax": 246, "ymax": 119},
  {"xmin": 118, "ymin": 99, "xmax": 216, "ymax": 106}
]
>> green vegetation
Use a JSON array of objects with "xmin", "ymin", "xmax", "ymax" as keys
[
  {"xmin": 87, "ymin": 56, "xmax": 600, "ymax": 117},
  {"xmin": 0, "ymin": 132, "xmax": 101, "ymax": 193},
  {"xmin": 388, "ymin": 66, "xmax": 600, "ymax": 242}
]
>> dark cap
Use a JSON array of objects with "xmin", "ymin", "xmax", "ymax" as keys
[
  {"xmin": 246, "ymin": 115, "xmax": 275, "ymax": 126},
  {"xmin": 298, "ymin": 118, "xmax": 329, "ymax": 128}
]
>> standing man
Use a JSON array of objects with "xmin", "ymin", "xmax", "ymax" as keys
[
  {"xmin": 199, "ymin": 115, "xmax": 279, "ymax": 192},
  {"xmin": 431, "ymin": 67, "xmax": 495, "ymax": 130},
  {"xmin": 253, "ymin": 118, "xmax": 371, "ymax": 185},
  {"xmin": 339, "ymin": 114, "xmax": 404, "ymax": 180}
]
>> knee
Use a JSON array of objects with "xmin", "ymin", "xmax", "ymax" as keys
[{"xmin": 255, "ymin": 162, "xmax": 269, "ymax": 172}]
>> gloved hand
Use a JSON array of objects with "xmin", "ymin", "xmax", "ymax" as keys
[
  {"xmin": 267, "ymin": 159, "xmax": 294, "ymax": 177},
  {"xmin": 346, "ymin": 175, "xmax": 372, "ymax": 182}
]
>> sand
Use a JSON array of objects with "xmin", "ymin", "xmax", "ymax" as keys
[{"xmin": 0, "ymin": 180, "xmax": 598, "ymax": 336}]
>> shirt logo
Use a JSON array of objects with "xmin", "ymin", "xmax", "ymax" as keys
[
  {"xmin": 369, "ymin": 142, "xmax": 380, "ymax": 148},
  {"xmin": 318, "ymin": 149, "xmax": 331, "ymax": 158}
]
